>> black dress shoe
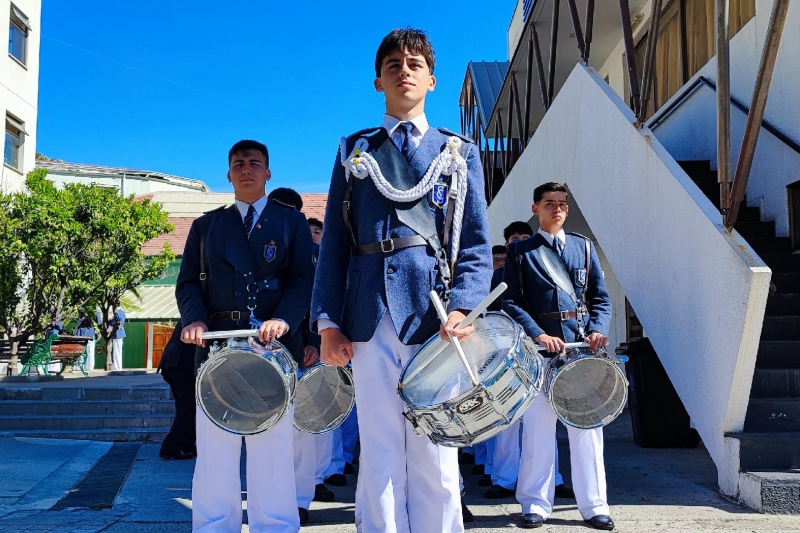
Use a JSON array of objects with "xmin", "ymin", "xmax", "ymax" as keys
[
  {"xmin": 324, "ymin": 473, "xmax": 347, "ymax": 486},
  {"xmin": 521, "ymin": 513, "xmax": 544, "ymax": 528},
  {"xmin": 471, "ymin": 464, "xmax": 485, "ymax": 476},
  {"xmin": 585, "ymin": 515, "xmax": 615, "ymax": 530},
  {"xmin": 477, "ymin": 473, "xmax": 492, "ymax": 486},
  {"xmin": 158, "ymin": 450, "xmax": 196, "ymax": 460},
  {"xmin": 344, "ymin": 462, "xmax": 355, "ymax": 474},
  {"xmin": 554, "ymin": 483, "xmax": 575, "ymax": 499},
  {"xmin": 461, "ymin": 498, "xmax": 474, "ymax": 523},
  {"xmin": 298, "ymin": 507, "xmax": 309, "ymax": 525},
  {"xmin": 484, "ymin": 484, "xmax": 515, "ymax": 499},
  {"xmin": 313, "ymin": 483, "xmax": 334, "ymax": 502},
  {"xmin": 459, "ymin": 452, "xmax": 475, "ymax": 465}
]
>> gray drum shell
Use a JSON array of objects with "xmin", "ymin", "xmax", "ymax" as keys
[
  {"xmin": 398, "ymin": 313, "xmax": 544, "ymax": 447},
  {"xmin": 196, "ymin": 337, "xmax": 297, "ymax": 436},
  {"xmin": 544, "ymin": 347, "xmax": 628, "ymax": 429},
  {"xmin": 293, "ymin": 364, "xmax": 355, "ymax": 434}
]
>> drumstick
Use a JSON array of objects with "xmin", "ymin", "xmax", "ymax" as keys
[
  {"xmin": 430, "ymin": 291, "xmax": 479, "ymax": 387},
  {"xmin": 535, "ymin": 341, "xmax": 590, "ymax": 352},
  {"xmin": 456, "ymin": 282, "xmax": 508, "ymax": 329},
  {"xmin": 202, "ymin": 329, "xmax": 259, "ymax": 340}
]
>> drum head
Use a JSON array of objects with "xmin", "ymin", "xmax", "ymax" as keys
[
  {"xmin": 197, "ymin": 347, "xmax": 289, "ymax": 435},
  {"xmin": 400, "ymin": 313, "xmax": 518, "ymax": 407},
  {"xmin": 549, "ymin": 353, "xmax": 627, "ymax": 429},
  {"xmin": 294, "ymin": 365, "xmax": 355, "ymax": 434}
]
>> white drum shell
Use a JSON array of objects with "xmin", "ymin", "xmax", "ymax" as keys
[{"xmin": 293, "ymin": 364, "xmax": 355, "ymax": 434}]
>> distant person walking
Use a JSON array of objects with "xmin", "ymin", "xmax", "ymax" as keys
[
  {"xmin": 74, "ymin": 313, "xmax": 97, "ymax": 372},
  {"xmin": 110, "ymin": 300, "xmax": 126, "ymax": 370}
]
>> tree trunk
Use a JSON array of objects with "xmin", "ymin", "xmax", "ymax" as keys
[
  {"xmin": 104, "ymin": 335, "xmax": 113, "ymax": 371},
  {"xmin": 8, "ymin": 341, "xmax": 19, "ymax": 376}
]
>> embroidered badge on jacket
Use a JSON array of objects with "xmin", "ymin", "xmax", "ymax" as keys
[
  {"xmin": 576, "ymin": 269, "xmax": 587, "ymax": 287},
  {"xmin": 264, "ymin": 240, "xmax": 277, "ymax": 262},
  {"xmin": 432, "ymin": 181, "xmax": 448, "ymax": 208}
]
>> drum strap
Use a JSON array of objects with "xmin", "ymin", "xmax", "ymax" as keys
[{"xmin": 536, "ymin": 245, "xmax": 586, "ymax": 339}]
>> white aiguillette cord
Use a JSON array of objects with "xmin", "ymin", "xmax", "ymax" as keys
[{"xmin": 429, "ymin": 291, "xmax": 479, "ymax": 387}]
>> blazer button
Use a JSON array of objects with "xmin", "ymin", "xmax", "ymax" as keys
[
  {"xmin": 236, "ymin": 320, "xmax": 242, "ymax": 326},
  {"xmin": 387, "ymin": 267, "xmax": 395, "ymax": 274},
  {"xmin": 235, "ymin": 291, "xmax": 241, "ymax": 297}
]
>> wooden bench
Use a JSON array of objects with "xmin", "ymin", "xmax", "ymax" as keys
[
  {"xmin": 19, "ymin": 334, "xmax": 92, "ymax": 377},
  {"xmin": 0, "ymin": 340, "xmax": 34, "ymax": 376}
]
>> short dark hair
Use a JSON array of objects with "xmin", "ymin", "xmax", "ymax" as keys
[
  {"xmin": 375, "ymin": 27, "xmax": 436, "ymax": 78},
  {"xmin": 228, "ymin": 140, "xmax": 269, "ymax": 168},
  {"xmin": 308, "ymin": 217, "xmax": 323, "ymax": 231},
  {"xmin": 268, "ymin": 187, "xmax": 303, "ymax": 210},
  {"xmin": 492, "ymin": 245, "xmax": 507, "ymax": 255},
  {"xmin": 503, "ymin": 221, "xmax": 534, "ymax": 242},
  {"xmin": 533, "ymin": 182, "xmax": 569, "ymax": 203}
]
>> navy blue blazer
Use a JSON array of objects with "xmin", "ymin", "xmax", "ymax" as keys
[
  {"xmin": 502, "ymin": 233, "xmax": 611, "ymax": 346},
  {"xmin": 176, "ymin": 201, "xmax": 315, "ymax": 338},
  {"xmin": 311, "ymin": 126, "xmax": 493, "ymax": 345},
  {"xmin": 488, "ymin": 267, "xmax": 505, "ymax": 312}
]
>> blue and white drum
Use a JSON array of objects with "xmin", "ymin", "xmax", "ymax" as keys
[{"xmin": 397, "ymin": 312, "xmax": 543, "ymax": 447}]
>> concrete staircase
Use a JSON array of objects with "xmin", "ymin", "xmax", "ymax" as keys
[
  {"xmin": 680, "ymin": 160, "xmax": 800, "ymax": 514},
  {"xmin": 0, "ymin": 382, "xmax": 174, "ymax": 442}
]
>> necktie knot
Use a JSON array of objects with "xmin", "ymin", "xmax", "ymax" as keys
[
  {"xmin": 553, "ymin": 237, "xmax": 564, "ymax": 255},
  {"xmin": 243, "ymin": 205, "xmax": 256, "ymax": 238}
]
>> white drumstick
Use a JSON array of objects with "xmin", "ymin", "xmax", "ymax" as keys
[
  {"xmin": 457, "ymin": 282, "xmax": 508, "ymax": 329},
  {"xmin": 430, "ymin": 291, "xmax": 479, "ymax": 387},
  {"xmin": 202, "ymin": 329, "xmax": 259, "ymax": 340},
  {"xmin": 535, "ymin": 342, "xmax": 590, "ymax": 352}
]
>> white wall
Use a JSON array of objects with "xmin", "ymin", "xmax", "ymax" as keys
[
  {"xmin": 487, "ymin": 63, "xmax": 771, "ymax": 496},
  {"xmin": 0, "ymin": 0, "xmax": 41, "ymax": 193},
  {"xmin": 45, "ymin": 172, "xmax": 208, "ymax": 196},
  {"xmin": 507, "ymin": 0, "xmax": 525, "ymax": 60}
]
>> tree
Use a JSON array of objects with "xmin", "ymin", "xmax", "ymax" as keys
[{"xmin": 0, "ymin": 169, "xmax": 173, "ymax": 375}]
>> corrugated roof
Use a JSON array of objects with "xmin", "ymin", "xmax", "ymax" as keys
[
  {"xmin": 36, "ymin": 161, "xmax": 211, "ymax": 192},
  {"xmin": 468, "ymin": 61, "xmax": 510, "ymax": 125},
  {"xmin": 124, "ymin": 286, "xmax": 179, "ymax": 320}
]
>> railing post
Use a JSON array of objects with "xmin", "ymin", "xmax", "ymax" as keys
[
  {"xmin": 548, "ymin": 0, "xmax": 560, "ymax": 106},
  {"xmin": 726, "ymin": 0, "xmax": 790, "ymax": 231},
  {"xmin": 566, "ymin": 0, "xmax": 586, "ymax": 59},
  {"xmin": 524, "ymin": 34, "xmax": 534, "ymax": 140},
  {"xmin": 639, "ymin": 0, "xmax": 663, "ymax": 123},
  {"xmin": 716, "ymin": 0, "xmax": 732, "ymax": 214},
  {"xmin": 619, "ymin": 0, "xmax": 641, "ymax": 116},
  {"xmin": 584, "ymin": 0, "xmax": 595, "ymax": 63},
  {"xmin": 531, "ymin": 26, "xmax": 549, "ymax": 110},
  {"xmin": 512, "ymin": 72, "xmax": 526, "ymax": 149}
]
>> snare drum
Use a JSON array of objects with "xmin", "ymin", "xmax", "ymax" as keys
[
  {"xmin": 196, "ymin": 336, "xmax": 297, "ymax": 435},
  {"xmin": 544, "ymin": 346, "xmax": 628, "ymax": 429},
  {"xmin": 294, "ymin": 364, "xmax": 355, "ymax": 434},
  {"xmin": 398, "ymin": 312, "xmax": 543, "ymax": 447}
]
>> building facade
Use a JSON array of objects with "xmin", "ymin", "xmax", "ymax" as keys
[{"xmin": 1, "ymin": 0, "xmax": 40, "ymax": 193}]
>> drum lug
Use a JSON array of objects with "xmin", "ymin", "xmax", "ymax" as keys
[{"xmin": 402, "ymin": 411, "xmax": 426, "ymax": 436}]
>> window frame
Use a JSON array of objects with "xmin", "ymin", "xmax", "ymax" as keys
[
  {"xmin": 8, "ymin": 3, "xmax": 30, "ymax": 66},
  {"xmin": 4, "ymin": 114, "xmax": 26, "ymax": 172}
]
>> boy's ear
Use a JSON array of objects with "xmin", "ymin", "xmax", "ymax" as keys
[
  {"xmin": 374, "ymin": 78, "xmax": 383, "ymax": 92},
  {"xmin": 531, "ymin": 202, "xmax": 538, "ymax": 216},
  {"xmin": 227, "ymin": 169, "xmax": 232, "ymax": 183},
  {"xmin": 428, "ymin": 75, "xmax": 436, "ymax": 92},
  {"xmin": 265, "ymin": 169, "xmax": 272, "ymax": 182}
]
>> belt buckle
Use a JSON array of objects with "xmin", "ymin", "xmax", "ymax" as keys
[
  {"xmin": 560, "ymin": 310, "xmax": 570, "ymax": 321},
  {"xmin": 230, "ymin": 311, "xmax": 241, "ymax": 321},
  {"xmin": 381, "ymin": 238, "xmax": 395, "ymax": 253}
]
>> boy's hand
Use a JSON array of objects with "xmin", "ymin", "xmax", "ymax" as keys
[
  {"xmin": 439, "ymin": 310, "xmax": 475, "ymax": 342},
  {"xmin": 585, "ymin": 332, "xmax": 607, "ymax": 354},
  {"xmin": 320, "ymin": 328, "xmax": 353, "ymax": 366},
  {"xmin": 181, "ymin": 321, "xmax": 208, "ymax": 347},
  {"xmin": 259, "ymin": 320, "xmax": 288, "ymax": 344},
  {"xmin": 535, "ymin": 333, "xmax": 565, "ymax": 354},
  {"xmin": 303, "ymin": 345, "xmax": 320, "ymax": 367}
]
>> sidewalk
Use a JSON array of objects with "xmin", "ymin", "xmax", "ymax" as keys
[{"xmin": 0, "ymin": 416, "xmax": 798, "ymax": 532}]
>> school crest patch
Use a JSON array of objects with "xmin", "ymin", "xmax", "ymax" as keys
[
  {"xmin": 576, "ymin": 269, "xmax": 587, "ymax": 287},
  {"xmin": 264, "ymin": 240, "xmax": 277, "ymax": 262},
  {"xmin": 432, "ymin": 182, "xmax": 448, "ymax": 209}
]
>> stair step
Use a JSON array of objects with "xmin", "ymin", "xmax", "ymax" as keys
[
  {"xmin": 740, "ymin": 470, "xmax": 800, "ymax": 514},
  {"xmin": 678, "ymin": 160, "xmax": 711, "ymax": 174},
  {"xmin": 694, "ymin": 180, "xmax": 724, "ymax": 199},
  {"xmin": 765, "ymin": 293, "xmax": 800, "ymax": 316},
  {"xmin": 0, "ymin": 386, "xmax": 172, "ymax": 402},
  {"xmin": 730, "ymin": 431, "xmax": 800, "ymax": 470},
  {"xmin": 772, "ymin": 273, "xmax": 800, "ymax": 294},
  {"xmin": 0, "ymin": 427, "xmax": 169, "ymax": 442},
  {"xmin": 762, "ymin": 255, "xmax": 800, "ymax": 273},
  {"xmin": 0, "ymin": 400, "xmax": 175, "ymax": 416},
  {"xmin": 757, "ymin": 341, "xmax": 800, "ymax": 369},
  {"xmin": 734, "ymin": 220, "xmax": 776, "ymax": 239},
  {"xmin": 751, "ymin": 237, "xmax": 794, "ymax": 255},
  {"xmin": 745, "ymin": 399, "xmax": 800, "ymax": 432},
  {"xmin": 751, "ymin": 369, "xmax": 800, "ymax": 398},
  {"xmin": 762, "ymin": 317, "xmax": 800, "ymax": 341},
  {"xmin": 0, "ymin": 414, "xmax": 174, "ymax": 431}
]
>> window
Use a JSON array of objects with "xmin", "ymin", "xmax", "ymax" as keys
[
  {"xmin": 8, "ymin": 3, "xmax": 30, "ymax": 65},
  {"xmin": 4, "ymin": 115, "xmax": 25, "ymax": 170}
]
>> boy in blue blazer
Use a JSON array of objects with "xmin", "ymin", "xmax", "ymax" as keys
[
  {"xmin": 503, "ymin": 183, "xmax": 614, "ymax": 530},
  {"xmin": 311, "ymin": 28, "xmax": 492, "ymax": 533}
]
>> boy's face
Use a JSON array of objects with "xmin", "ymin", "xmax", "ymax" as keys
[
  {"xmin": 492, "ymin": 253, "xmax": 506, "ymax": 270},
  {"xmin": 309, "ymin": 224, "xmax": 323, "ymax": 245},
  {"xmin": 374, "ymin": 48, "xmax": 436, "ymax": 111},
  {"xmin": 228, "ymin": 149, "xmax": 271, "ymax": 196},
  {"xmin": 505, "ymin": 232, "xmax": 531, "ymax": 245},
  {"xmin": 532, "ymin": 191, "xmax": 569, "ymax": 232}
]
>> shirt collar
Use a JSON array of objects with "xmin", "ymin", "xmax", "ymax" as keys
[
  {"xmin": 234, "ymin": 195, "xmax": 268, "ymax": 220},
  {"xmin": 383, "ymin": 113, "xmax": 429, "ymax": 138},
  {"xmin": 537, "ymin": 228, "xmax": 566, "ymax": 247}
]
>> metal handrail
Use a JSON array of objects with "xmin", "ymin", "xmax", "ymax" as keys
[{"xmin": 647, "ymin": 76, "xmax": 800, "ymax": 156}]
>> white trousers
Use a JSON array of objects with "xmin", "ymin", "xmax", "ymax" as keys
[
  {"xmin": 84, "ymin": 340, "xmax": 95, "ymax": 372},
  {"xmin": 111, "ymin": 338, "xmax": 124, "ymax": 370},
  {"xmin": 516, "ymin": 391, "xmax": 608, "ymax": 520},
  {"xmin": 192, "ymin": 405, "xmax": 299, "ymax": 533},
  {"xmin": 492, "ymin": 422, "xmax": 563, "ymax": 489},
  {"xmin": 294, "ymin": 428, "xmax": 334, "ymax": 509},
  {"xmin": 351, "ymin": 313, "xmax": 463, "ymax": 533}
]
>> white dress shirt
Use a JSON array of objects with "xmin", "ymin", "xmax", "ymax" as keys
[
  {"xmin": 537, "ymin": 228, "xmax": 566, "ymax": 249},
  {"xmin": 383, "ymin": 113, "xmax": 429, "ymax": 153}
]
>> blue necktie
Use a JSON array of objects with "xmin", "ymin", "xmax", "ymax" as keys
[
  {"xmin": 397, "ymin": 122, "xmax": 415, "ymax": 160},
  {"xmin": 243, "ymin": 205, "xmax": 256, "ymax": 238},
  {"xmin": 553, "ymin": 237, "xmax": 564, "ymax": 256}
]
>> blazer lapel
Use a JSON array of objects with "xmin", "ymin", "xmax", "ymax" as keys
[
  {"xmin": 372, "ymin": 133, "xmax": 417, "ymax": 191},
  {"xmin": 407, "ymin": 128, "xmax": 440, "ymax": 182},
  {"xmin": 528, "ymin": 234, "xmax": 558, "ymax": 288},
  {"xmin": 223, "ymin": 205, "xmax": 255, "ymax": 275}
]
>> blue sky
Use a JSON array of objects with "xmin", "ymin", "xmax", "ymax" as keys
[{"xmin": 37, "ymin": 1, "xmax": 514, "ymax": 193}]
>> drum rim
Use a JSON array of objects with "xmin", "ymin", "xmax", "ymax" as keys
[
  {"xmin": 545, "ymin": 351, "xmax": 628, "ymax": 429},
  {"xmin": 196, "ymin": 342, "xmax": 296, "ymax": 436},
  {"xmin": 398, "ymin": 311, "xmax": 525, "ymax": 407},
  {"xmin": 293, "ymin": 364, "xmax": 356, "ymax": 434}
]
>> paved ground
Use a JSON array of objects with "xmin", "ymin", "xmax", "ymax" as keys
[{"xmin": 0, "ymin": 415, "xmax": 799, "ymax": 532}]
